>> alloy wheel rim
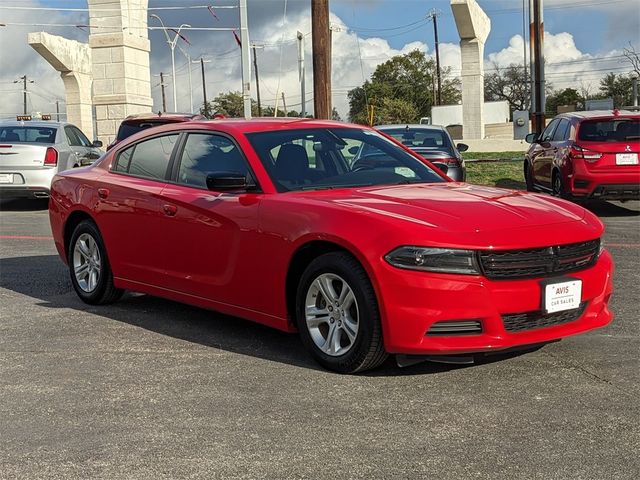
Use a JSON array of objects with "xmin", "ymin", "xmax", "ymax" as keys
[
  {"xmin": 305, "ymin": 273, "xmax": 359, "ymax": 357},
  {"xmin": 73, "ymin": 233, "xmax": 101, "ymax": 293},
  {"xmin": 553, "ymin": 176, "xmax": 562, "ymax": 196}
]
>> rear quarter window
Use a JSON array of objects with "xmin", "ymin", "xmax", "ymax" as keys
[{"xmin": 114, "ymin": 134, "xmax": 179, "ymax": 181}]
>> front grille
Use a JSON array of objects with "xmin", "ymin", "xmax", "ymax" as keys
[
  {"xmin": 478, "ymin": 239, "xmax": 600, "ymax": 280},
  {"xmin": 426, "ymin": 320, "xmax": 483, "ymax": 336},
  {"xmin": 502, "ymin": 302, "xmax": 587, "ymax": 333}
]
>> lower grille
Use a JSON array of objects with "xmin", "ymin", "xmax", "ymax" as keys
[
  {"xmin": 591, "ymin": 184, "xmax": 640, "ymax": 200},
  {"xmin": 502, "ymin": 302, "xmax": 587, "ymax": 333},
  {"xmin": 427, "ymin": 320, "xmax": 482, "ymax": 336}
]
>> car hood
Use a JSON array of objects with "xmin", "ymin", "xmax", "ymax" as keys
[{"xmin": 290, "ymin": 183, "xmax": 598, "ymax": 248}]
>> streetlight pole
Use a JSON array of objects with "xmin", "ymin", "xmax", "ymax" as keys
[
  {"xmin": 297, "ymin": 31, "xmax": 306, "ymax": 118},
  {"xmin": 150, "ymin": 14, "xmax": 191, "ymax": 112}
]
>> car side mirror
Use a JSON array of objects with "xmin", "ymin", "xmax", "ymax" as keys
[
  {"xmin": 431, "ymin": 162, "xmax": 449, "ymax": 175},
  {"xmin": 92, "ymin": 140, "xmax": 103, "ymax": 148},
  {"xmin": 456, "ymin": 143, "xmax": 469, "ymax": 152},
  {"xmin": 206, "ymin": 172, "xmax": 248, "ymax": 191},
  {"xmin": 524, "ymin": 133, "xmax": 538, "ymax": 144}
]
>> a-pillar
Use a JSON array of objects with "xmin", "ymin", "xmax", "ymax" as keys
[
  {"xmin": 451, "ymin": 0, "xmax": 490, "ymax": 140},
  {"xmin": 28, "ymin": 32, "xmax": 94, "ymax": 139},
  {"xmin": 88, "ymin": 0, "xmax": 153, "ymax": 145}
]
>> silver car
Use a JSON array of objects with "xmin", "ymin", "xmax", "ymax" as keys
[
  {"xmin": 0, "ymin": 120, "xmax": 103, "ymax": 199},
  {"xmin": 376, "ymin": 124, "xmax": 468, "ymax": 181}
]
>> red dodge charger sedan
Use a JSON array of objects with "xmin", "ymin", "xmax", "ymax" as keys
[{"xmin": 49, "ymin": 119, "xmax": 613, "ymax": 373}]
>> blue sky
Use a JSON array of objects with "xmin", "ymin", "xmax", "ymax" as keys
[{"xmin": 0, "ymin": 0, "xmax": 638, "ymax": 117}]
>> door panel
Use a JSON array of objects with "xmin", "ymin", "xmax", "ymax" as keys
[
  {"xmin": 157, "ymin": 185, "xmax": 262, "ymax": 305},
  {"xmin": 533, "ymin": 119, "xmax": 561, "ymax": 188}
]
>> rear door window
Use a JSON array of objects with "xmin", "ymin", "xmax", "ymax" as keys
[
  {"xmin": 578, "ymin": 119, "xmax": 640, "ymax": 142},
  {"xmin": 117, "ymin": 134, "xmax": 179, "ymax": 181}
]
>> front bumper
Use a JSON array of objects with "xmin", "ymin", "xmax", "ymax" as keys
[{"xmin": 376, "ymin": 250, "xmax": 613, "ymax": 355}]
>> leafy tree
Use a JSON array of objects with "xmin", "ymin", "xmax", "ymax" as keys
[
  {"xmin": 484, "ymin": 63, "xmax": 530, "ymax": 114},
  {"xmin": 201, "ymin": 91, "xmax": 258, "ymax": 117},
  {"xmin": 374, "ymin": 97, "xmax": 418, "ymax": 125},
  {"xmin": 599, "ymin": 73, "xmax": 634, "ymax": 108},
  {"xmin": 347, "ymin": 49, "xmax": 460, "ymax": 124},
  {"xmin": 545, "ymin": 88, "xmax": 584, "ymax": 115}
]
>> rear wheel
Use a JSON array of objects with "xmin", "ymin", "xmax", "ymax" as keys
[
  {"xmin": 69, "ymin": 220, "xmax": 123, "ymax": 305},
  {"xmin": 296, "ymin": 252, "xmax": 388, "ymax": 373},
  {"xmin": 552, "ymin": 171, "xmax": 570, "ymax": 200}
]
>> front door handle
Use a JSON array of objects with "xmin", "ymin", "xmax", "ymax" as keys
[
  {"xmin": 163, "ymin": 204, "xmax": 178, "ymax": 216},
  {"xmin": 97, "ymin": 188, "xmax": 109, "ymax": 199}
]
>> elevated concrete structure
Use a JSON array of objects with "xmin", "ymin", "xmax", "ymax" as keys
[
  {"xmin": 451, "ymin": 0, "xmax": 491, "ymax": 140},
  {"xmin": 29, "ymin": 0, "xmax": 153, "ymax": 144},
  {"xmin": 28, "ymin": 32, "xmax": 94, "ymax": 139},
  {"xmin": 88, "ymin": 0, "xmax": 153, "ymax": 145}
]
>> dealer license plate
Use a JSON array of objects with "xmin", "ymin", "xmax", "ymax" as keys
[
  {"xmin": 542, "ymin": 278, "xmax": 582, "ymax": 314},
  {"xmin": 616, "ymin": 153, "xmax": 638, "ymax": 165},
  {"xmin": 0, "ymin": 173, "xmax": 13, "ymax": 184}
]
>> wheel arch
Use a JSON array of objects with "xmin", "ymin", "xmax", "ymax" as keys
[
  {"xmin": 63, "ymin": 210, "xmax": 96, "ymax": 259},
  {"xmin": 285, "ymin": 238, "xmax": 380, "ymax": 329}
]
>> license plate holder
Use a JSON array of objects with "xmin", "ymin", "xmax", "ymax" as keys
[
  {"xmin": 540, "ymin": 277, "xmax": 582, "ymax": 314},
  {"xmin": 616, "ymin": 153, "xmax": 638, "ymax": 165},
  {"xmin": 0, "ymin": 173, "xmax": 13, "ymax": 184}
]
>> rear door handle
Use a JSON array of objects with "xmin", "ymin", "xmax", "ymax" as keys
[
  {"xmin": 163, "ymin": 204, "xmax": 178, "ymax": 216},
  {"xmin": 97, "ymin": 188, "xmax": 109, "ymax": 199}
]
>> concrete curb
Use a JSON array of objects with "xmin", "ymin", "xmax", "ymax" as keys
[{"xmin": 464, "ymin": 157, "xmax": 524, "ymax": 163}]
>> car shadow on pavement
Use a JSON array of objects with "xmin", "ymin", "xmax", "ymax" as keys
[
  {"xmin": 583, "ymin": 200, "xmax": 640, "ymax": 217},
  {"xmin": 0, "ymin": 198, "xmax": 49, "ymax": 211},
  {"xmin": 0, "ymin": 254, "xmax": 538, "ymax": 376}
]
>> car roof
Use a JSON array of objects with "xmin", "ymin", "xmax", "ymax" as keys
[
  {"xmin": 376, "ymin": 124, "xmax": 446, "ymax": 131},
  {"xmin": 178, "ymin": 117, "xmax": 354, "ymax": 134},
  {"xmin": 557, "ymin": 110, "xmax": 639, "ymax": 121},
  {"xmin": 122, "ymin": 112, "xmax": 205, "ymax": 123},
  {"xmin": 0, "ymin": 120, "xmax": 65, "ymax": 128}
]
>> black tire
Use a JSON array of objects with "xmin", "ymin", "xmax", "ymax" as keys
[
  {"xmin": 68, "ymin": 220, "xmax": 123, "ymax": 305},
  {"xmin": 524, "ymin": 160, "xmax": 535, "ymax": 192},
  {"xmin": 552, "ymin": 170, "xmax": 570, "ymax": 200},
  {"xmin": 295, "ymin": 252, "xmax": 388, "ymax": 374}
]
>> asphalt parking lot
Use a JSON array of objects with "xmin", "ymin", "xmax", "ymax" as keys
[{"xmin": 0, "ymin": 198, "xmax": 638, "ymax": 479}]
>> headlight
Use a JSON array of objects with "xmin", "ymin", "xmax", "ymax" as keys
[{"xmin": 384, "ymin": 246, "xmax": 480, "ymax": 275}]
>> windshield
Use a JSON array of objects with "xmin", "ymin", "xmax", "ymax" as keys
[
  {"xmin": 0, "ymin": 126, "xmax": 57, "ymax": 143},
  {"xmin": 116, "ymin": 121, "xmax": 171, "ymax": 141},
  {"xmin": 379, "ymin": 127, "xmax": 452, "ymax": 151},
  {"xmin": 245, "ymin": 127, "xmax": 445, "ymax": 192},
  {"xmin": 578, "ymin": 119, "xmax": 639, "ymax": 142}
]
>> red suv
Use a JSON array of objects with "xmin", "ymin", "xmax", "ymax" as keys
[
  {"xmin": 106, "ymin": 113, "xmax": 205, "ymax": 151},
  {"xmin": 524, "ymin": 110, "xmax": 639, "ymax": 201}
]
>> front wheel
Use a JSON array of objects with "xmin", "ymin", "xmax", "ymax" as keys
[
  {"xmin": 524, "ymin": 160, "xmax": 535, "ymax": 192},
  {"xmin": 69, "ymin": 220, "xmax": 123, "ymax": 305},
  {"xmin": 552, "ymin": 171, "xmax": 570, "ymax": 200},
  {"xmin": 296, "ymin": 252, "xmax": 388, "ymax": 373}
]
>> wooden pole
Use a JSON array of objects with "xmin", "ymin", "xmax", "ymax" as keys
[{"xmin": 311, "ymin": 0, "xmax": 330, "ymax": 119}]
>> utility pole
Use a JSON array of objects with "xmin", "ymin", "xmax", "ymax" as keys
[
  {"xmin": 239, "ymin": 0, "xmax": 252, "ymax": 118},
  {"xmin": 312, "ymin": 0, "xmax": 331, "ymax": 119},
  {"xmin": 530, "ymin": 0, "xmax": 546, "ymax": 134},
  {"xmin": 160, "ymin": 72, "xmax": 167, "ymax": 113},
  {"xmin": 428, "ymin": 10, "xmax": 442, "ymax": 106},
  {"xmin": 297, "ymin": 31, "xmax": 306, "ymax": 117},
  {"xmin": 55, "ymin": 100, "xmax": 60, "ymax": 121},
  {"xmin": 14, "ymin": 75, "xmax": 34, "ymax": 115},
  {"xmin": 281, "ymin": 92, "xmax": 288, "ymax": 116},
  {"xmin": 194, "ymin": 58, "xmax": 212, "ymax": 117},
  {"xmin": 251, "ymin": 44, "xmax": 263, "ymax": 116},
  {"xmin": 522, "ymin": 0, "xmax": 529, "ymax": 109}
]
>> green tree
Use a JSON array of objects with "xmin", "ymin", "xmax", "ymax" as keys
[
  {"xmin": 545, "ymin": 88, "xmax": 584, "ymax": 115},
  {"xmin": 599, "ymin": 73, "xmax": 634, "ymax": 108},
  {"xmin": 347, "ymin": 49, "xmax": 460, "ymax": 124},
  {"xmin": 374, "ymin": 97, "xmax": 418, "ymax": 125},
  {"xmin": 201, "ymin": 91, "xmax": 258, "ymax": 117}
]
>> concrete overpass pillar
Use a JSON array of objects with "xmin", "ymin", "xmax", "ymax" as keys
[
  {"xmin": 451, "ymin": 0, "xmax": 491, "ymax": 140},
  {"xmin": 28, "ymin": 32, "xmax": 94, "ymax": 139},
  {"xmin": 88, "ymin": 0, "xmax": 153, "ymax": 145}
]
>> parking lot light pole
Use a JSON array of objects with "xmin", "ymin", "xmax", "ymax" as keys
[{"xmin": 150, "ymin": 14, "xmax": 191, "ymax": 112}]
